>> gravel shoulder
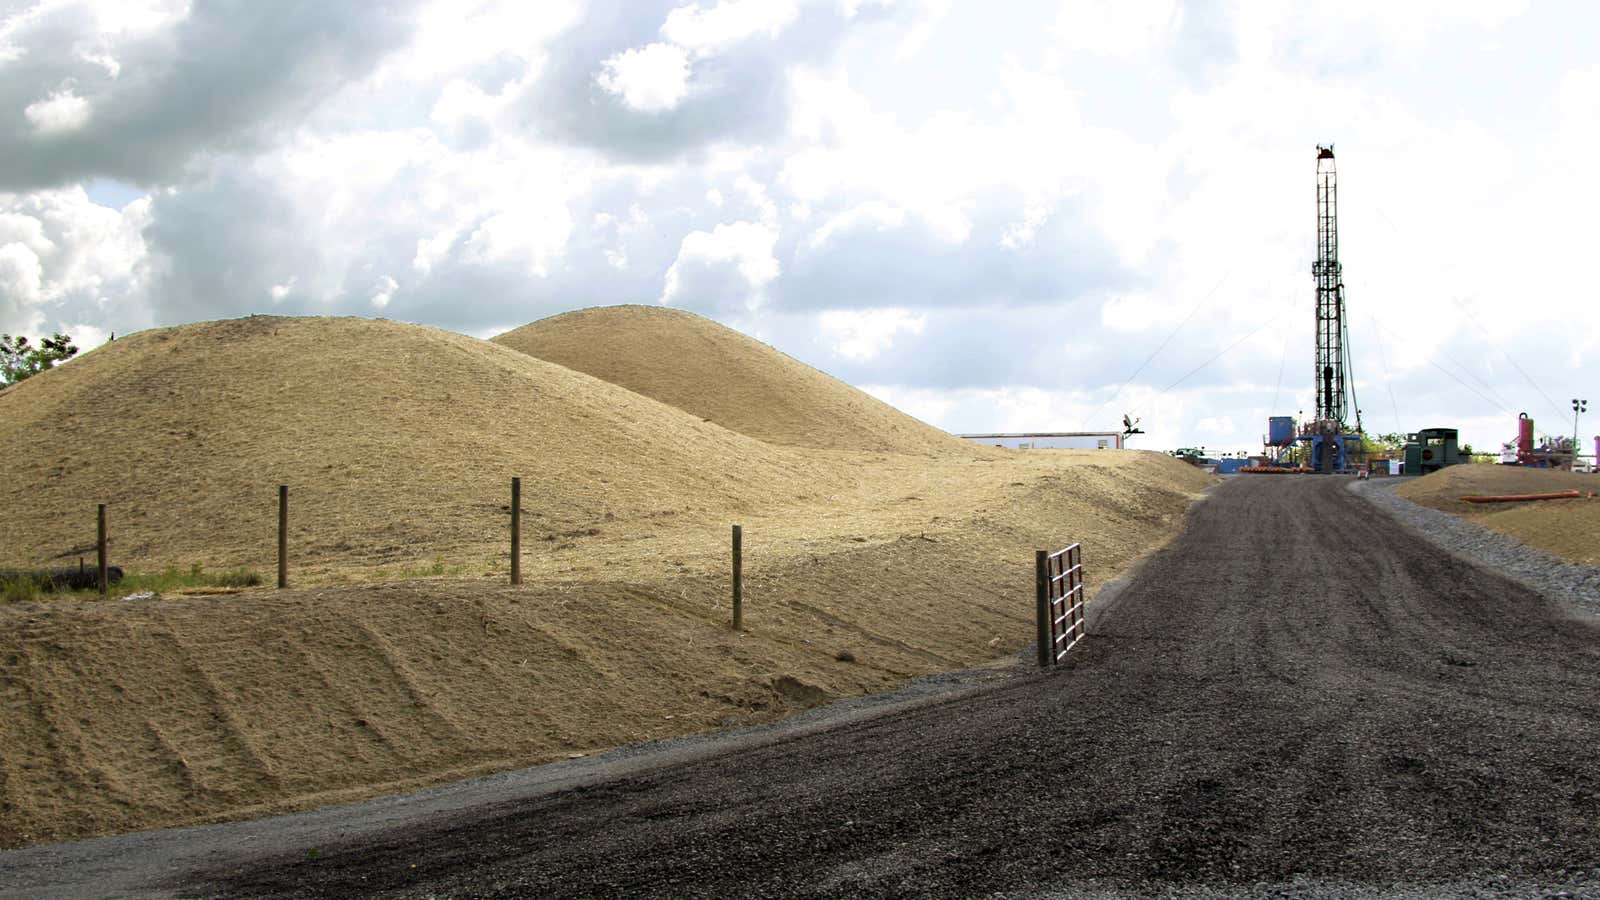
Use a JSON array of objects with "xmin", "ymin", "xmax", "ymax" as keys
[
  {"xmin": 1351, "ymin": 476, "xmax": 1600, "ymax": 618},
  {"xmin": 10, "ymin": 476, "xmax": 1600, "ymax": 898}
]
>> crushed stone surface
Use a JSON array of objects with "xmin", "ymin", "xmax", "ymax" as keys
[{"xmin": 1352, "ymin": 477, "xmax": 1600, "ymax": 618}]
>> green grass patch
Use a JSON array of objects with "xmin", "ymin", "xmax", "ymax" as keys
[
  {"xmin": 1, "ymin": 572, "xmax": 51, "ymax": 604},
  {"xmin": 0, "ymin": 564, "xmax": 263, "ymax": 603}
]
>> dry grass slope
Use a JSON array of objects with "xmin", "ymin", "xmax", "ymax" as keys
[
  {"xmin": 493, "ymin": 305, "xmax": 968, "ymax": 455},
  {"xmin": 0, "ymin": 312, "xmax": 1218, "ymax": 848},
  {"xmin": 0, "ymin": 452, "xmax": 1212, "ymax": 847},
  {"xmin": 1397, "ymin": 465, "xmax": 1600, "ymax": 563},
  {"xmin": 0, "ymin": 315, "xmax": 834, "ymax": 577}
]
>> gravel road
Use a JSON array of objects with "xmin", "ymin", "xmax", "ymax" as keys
[{"xmin": 12, "ymin": 475, "xmax": 1600, "ymax": 897}]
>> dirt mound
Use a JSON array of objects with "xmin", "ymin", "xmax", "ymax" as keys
[
  {"xmin": 0, "ymin": 310, "xmax": 1219, "ymax": 849},
  {"xmin": 1397, "ymin": 464, "xmax": 1599, "ymax": 507},
  {"xmin": 493, "ymin": 305, "xmax": 966, "ymax": 454},
  {"xmin": 0, "ymin": 315, "xmax": 828, "ymax": 577},
  {"xmin": 1397, "ymin": 465, "xmax": 1600, "ymax": 563}
]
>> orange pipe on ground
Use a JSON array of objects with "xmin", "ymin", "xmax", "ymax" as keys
[
  {"xmin": 1240, "ymin": 467, "xmax": 1310, "ymax": 474},
  {"xmin": 1459, "ymin": 490, "xmax": 1581, "ymax": 504}
]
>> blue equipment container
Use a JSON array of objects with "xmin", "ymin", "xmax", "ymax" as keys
[{"xmin": 1268, "ymin": 416, "xmax": 1295, "ymax": 445}]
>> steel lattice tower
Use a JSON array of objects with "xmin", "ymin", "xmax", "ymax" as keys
[{"xmin": 1312, "ymin": 145, "xmax": 1348, "ymax": 428}]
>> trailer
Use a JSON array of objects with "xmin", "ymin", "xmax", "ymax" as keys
[{"xmin": 959, "ymin": 432, "xmax": 1124, "ymax": 450}]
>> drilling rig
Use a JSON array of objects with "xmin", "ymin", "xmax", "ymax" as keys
[{"xmin": 1308, "ymin": 145, "xmax": 1363, "ymax": 472}]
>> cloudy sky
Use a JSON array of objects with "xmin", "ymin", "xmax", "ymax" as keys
[{"xmin": 3, "ymin": 0, "xmax": 1597, "ymax": 456}]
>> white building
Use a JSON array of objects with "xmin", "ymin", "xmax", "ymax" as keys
[{"xmin": 959, "ymin": 432, "xmax": 1124, "ymax": 450}]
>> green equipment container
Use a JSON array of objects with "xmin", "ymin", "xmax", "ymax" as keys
[{"xmin": 1402, "ymin": 428, "xmax": 1460, "ymax": 476}]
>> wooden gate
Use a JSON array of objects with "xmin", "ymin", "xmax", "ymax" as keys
[{"xmin": 1035, "ymin": 544, "xmax": 1086, "ymax": 667}]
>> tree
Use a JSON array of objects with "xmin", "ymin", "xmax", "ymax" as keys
[
  {"xmin": 1368, "ymin": 432, "xmax": 1408, "ymax": 453},
  {"xmin": 0, "ymin": 333, "xmax": 78, "ymax": 386}
]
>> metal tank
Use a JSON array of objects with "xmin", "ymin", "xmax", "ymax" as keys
[{"xmin": 1268, "ymin": 416, "xmax": 1295, "ymax": 446}]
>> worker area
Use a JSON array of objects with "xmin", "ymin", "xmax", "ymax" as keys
[
  {"xmin": 1245, "ymin": 146, "xmax": 1372, "ymax": 475},
  {"xmin": 1244, "ymin": 146, "xmax": 1590, "ymax": 479},
  {"xmin": 983, "ymin": 145, "xmax": 1586, "ymax": 481}
]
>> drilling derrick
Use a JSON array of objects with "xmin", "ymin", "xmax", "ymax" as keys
[
  {"xmin": 1260, "ymin": 146, "xmax": 1365, "ymax": 472},
  {"xmin": 1309, "ymin": 145, "xmax": 1361, "ymax": 472},
  {"xmin": 1313, "ymin": 145, "xmax": 1347, "ymax": 428}
]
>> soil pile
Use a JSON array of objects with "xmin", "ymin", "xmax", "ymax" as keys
[
  {"xmin": 493, "ymin": 305, "xmax": 965, "ymax": 454},
  {"xmin": 0, "ymin": 312, "xmax": 1216, "ymax": 848},
  {"xmin": 0, "ymin": 315, "xmax": 830, "ymax": 578},
  {"xmin": 1397, "ymin": 465, "xmax": 1600, "ymax": 563}
]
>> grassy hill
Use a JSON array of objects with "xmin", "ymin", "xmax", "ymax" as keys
[
  {"xmin": 493, "ymin": 305, "xmax": 966, "ymax": 455},
  {"xmin": 0, "ymin": 311, "xmax": 1217, "ymax": 848},
  {"xmin": 0, "ymin": 315, "xmax": 837, "ymax": 578}
]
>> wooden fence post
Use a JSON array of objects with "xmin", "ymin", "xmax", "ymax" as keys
[
  {"xmin": 510, "ymin": 476, "xmax": 522, "ymax": 586},
  {"xmin": 1035, "ymin": 550, "xmax": 1049, "ymax": 668},
  {"xmin": 732, "ymin": 524, "xmax": 743, "ymax": 631},
  {"xmin": 97, "ymin": 504, "xmax": 108, "ymax": 597},
  {"xmin": 277, "ymin": 485, "xmax": 288, "ymax": 589},
  {"xmin": 1072, "ymin": 546, "xmax": 1085, "ymax": 643}
]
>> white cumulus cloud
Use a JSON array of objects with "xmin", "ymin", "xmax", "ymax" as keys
[
  {"xmin": 24, "ymin": 89, "xmax": 92, "ymax": 134},
  {"xmin": 819, "ymin": 307, "xmax": 926, "ymax": 361},
  {"xmin": 0, "ymin": 186, "xmax": 149, "ymax": 334},
  {"xmin": 661, "ymin": 220, "xmax": 779, "ymax": 311},
  {"xmin": 0, "ymin": 243, "xmax": 45, "ymax": 313},
  {"xmin": 661, "ymin": 0, "xmax": 801, "ymax": 54},
  {"xmin": 596, "ymin": 42, "xmax": 691, "ymax": 113},
  {"xmin": 370, "ymin": 275, "xmax": 399, "ymax": 308}
]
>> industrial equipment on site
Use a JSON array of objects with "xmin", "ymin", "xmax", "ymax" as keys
[
  {"xmin": 1170, "ymin": 447, "xmax": 1219, "ymax": 473},
  {"xmin": 1402, "ymin": 428, "xmax": 1460, "ymax": 476},
  {"xmin": 1497, "ymin": 413, "xmax": 1576, "ymax": 468},
  {"xmin": 1309, "ymin": 145, "xmax": 1363, "ymax": 471},
  {"xmin": 1259, "ymin": 146, "xmax": 1366, "ymax": 473},
  {"xmin": 1253, "ymin": 154, "xmax": 1588, "ymax": 477}
]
